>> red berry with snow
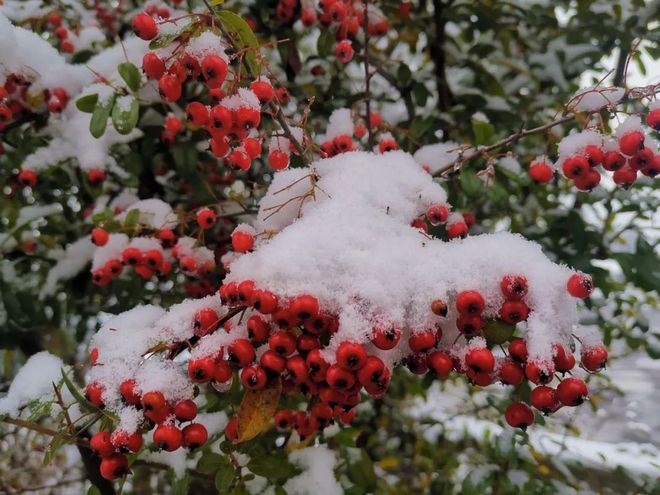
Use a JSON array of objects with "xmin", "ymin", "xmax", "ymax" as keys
[
  {"xmin": 143, "ymin": 52, "xmax": 166, "ymax": 79},
  {"xmin": 196, "ymin": 208, "xmax": 216, "ymax": 229},
  {"xmin": 335, "ymin": 40, "xmax": 353, "ymax": 63},
  {"xmin": 647, "ymin": 108, "xmax": 660, "ymax": 131},
  {"xmin": 618, "ymin": 130, "xmax": 645, "ymax": 156},
  {"xmin": 602, "ymin": 150, "xmax": 625, "ymax": 171},
  {"xmin": 336, "ymin": 341, "xmax": 367, "ymax": 371},
  {"xmin": 201, "ymin": 54, "xmax": 228, "ymax": 88},
  {"xmin": 132, "ymin": 13, "xmax": 158, "ymax": 40},
  {"xmin": 456, "ymin": 290, "xmax": 485, "ymax": 315},
  {"xmin": 566, "ymin": 272, "xmax": 594, "ymax": 298},
  {"xmin": 581, "ymin": 345, "xmax": 608, "ymax": 372}
]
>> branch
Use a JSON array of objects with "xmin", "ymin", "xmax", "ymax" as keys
[
  {"xmin": 364, "ymin": 2, "xmax": 374, "ymax": 149},
  {"xmin": 432, "ymin": 83, "xmax": 660, "ymax": 178},
  {"xmin": 430, "ymin": 0, "xmax": 453, "ymax": 113}
]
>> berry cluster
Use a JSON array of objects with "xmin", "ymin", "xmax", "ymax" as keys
[
  {"xmin": 529, "ymin": 109, "xmax": 659, "ymax": 189},
  {"xmin": 87, "ymin": 386, "xmax": 208, "ymax": 480}
]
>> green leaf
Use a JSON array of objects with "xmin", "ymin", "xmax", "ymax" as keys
[
  {"xmin": 89, "ymin": 94, "xmax": 116, "ymax": 139},
  {"xmin": 111, "ymin": 97, "xmax": 139, "ymax": 135},
  {"xmin": 214, "ymin": 457, "xmax": 236, "ymax": 492},
  {"xmin": 247, "ymin": 455, "xmax": 301, "ymax": 482},
  {"xmin": 171, "ymin": 472, "xmax": 190, "ymax": 495},
  {"xmin": 459, "ymin": 168, "xmax": 483, "ymax": 197},
  {"xmin": 210, "ymin": 0, "xmax": 225, "ymax": 4},
  {"xmin": 60, "ymin": 368, "xmax": 97, "ymax": 413},
  {"xmin": 317, "ymin": 30, "xmax": 334, "ymax": 58},
  {"xmin": 118, "ymin": 62, "xmax": 142, "ymax": 92},
  {"xmin": 26, "ymin": 399, "xmax": 53, "ymax": 421},
  {"xmin": 198, "ymin": 453, "xmax": 227, "ymax": 474},
  {"xmin": 87, "ymin": 486, "xmax": 102, "ymax": 495},
  {"xmin": 471, "ymin": 119, "xmax": 495, "ymax": 145},
  {"xmin": 76, "ymin": 93, "xmax": 98, "ymax": 113},
  {"xmin": 123, "ymin": 208, "xmax": 141, "ymax": 229},
  {"xmin": 397, "ymin": 63, "xmax": 412, "ymax": 85},
  {"xmin": 217, "ymin": 10, "xmax": 259, "ymax": 74},
  {"xmin": 149, "ymin": 22, "xmax": 197, "ymax": 50}
]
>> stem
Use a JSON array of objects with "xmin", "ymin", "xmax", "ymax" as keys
[
  {"xmin": 364, "ymin": 2, "xmax": 374, "ymax": 149},
  {"xmin": 431, "ymin": 0, "xmax": 453, "ymax": 114}
]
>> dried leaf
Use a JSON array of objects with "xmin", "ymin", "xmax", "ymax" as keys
[{"xmin": 236, "ymin": 379, "xmax": 281, "ymax": 443}]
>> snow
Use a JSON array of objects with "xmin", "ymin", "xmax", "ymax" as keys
[
  {"xmin": 92, "ymin": 233, "xmax": 129, "ymax": 270},
  {"xmin": 0, "ymin": 352, "xmax": 64, "ymax": 417},
  {"xmin": 225, "ymin": 151, "xmax": 585, "ymax": 366},
  {"xmin": 614, "ymin": 116, "xmax": 644, "ymax": 139},
  {"xmin": 222, "ymin": 88, "xmax": 261, "ymax": 111},
  {"xmin": 497, "ymin": 155, "xmax": 521, "ymax": 174},
  {"xmin": 557, "ymin": 129, "xmax": 603, "ymax": 160},
  {"xmin": 40, "ymin": 237, "xmax": 96, "ymax": 298},
  {"xmin": 326, "ymin": 108, "xmax": 355, "ymax": 140},
  {"xmin": 115, "ymin": 199, "xmax": 178, "ymax": 228},
  {"xmin": 413, "ymin": 142, "xmax": 462, "ymax": 174},
  {"xmin": 569, "ymin": 86, "xmax": 625, "ymax": 112},
  {"xmin": 283, "ymin": 445, "xmax": 342, "ymax": 495}
]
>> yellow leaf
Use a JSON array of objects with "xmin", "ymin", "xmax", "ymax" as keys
[
  {"xmin": 285, "ymin": 430, "xmax": 316, "ymax": 453},
  {"xmin": 236, "ymin": 379, "xmax": 281, "ymax": 443},
  {"xmin": 211, "ymin": 0, "xmax": 225, "ymax": 5},
  {"xmin": 378, "ymin": 456, "xmax": 399, "ymax": 470}
]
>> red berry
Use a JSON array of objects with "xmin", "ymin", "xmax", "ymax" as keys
[
  {"xmin": 500, "ymin": 275, "xmax": 528, "ymax": 300},
  {"xmin": 269, "ymin": 330, "xmax": 297, "ymax": 357},
  {"xmin": 269, "ymin": 149, "xmax": 290, "ymax": 170},
  {"xmin": 153, "ymin": 424, "xmax": 183, "ymax": 451},
  {"xmin": 336, "ymin": 341, "xmax": 367, "ymax": 371},
  {"xmin": 562, "ymin": 156, "xmax": 589, "ymax": 179},
  {"xmin": 241, "ymin": 365, "xmax": 267, "ymax": 390},
  {"xmin": 210, "ymin": 136, "xmax": 230, "ymax": 157},
  {"xmin": 602, "ymin": 150, "xmax": 625, "ymax": 171},
  {"xmin": 335, "ymin": 40, "xmax": 353, "ymax": 63},
  {"xmin": 209, "ymin": 105, "xmax": 233, "ymax": 133},
  {"xmin": 225, "ymin": 417, "xmax": 238, "ymax": 442},
  {"xmin": 91, "ymin": 228, "xmax": 109, "ymax": 246},
  {"xmin": 456, "ymin": 315, "xmax": 483, "ymax": 336},
  {"xmin": 122, "ymin": 247, "xmax": 141, "ymax": 266},
  {"xmin": 553, "ymin": 344, "xmax": 576, "ymax": 373},
  {"xmin": 525, "ymin": 361, "xmax": 554, "ymax": 385},
  {"xmin": 499, "ymin": 359, "xmax": 524, "ymax": 385},
  {"xmin": 428, "ymin": 351, "xmax": 453, "ymax": 377},
  {"xmin": 272, "ymin": 308, "xmax": 297, "ymax": 330},
  {"xmin": 111, "ymin": 431, "xmax": 143, "ymax": 453},
  {"xmin": 201, "ymin": 54, "xmax": 228, "ymax": 88},
  {"xmin": 143, "ymin": 249, "xmax": 163, "ymax": 270},
  {"xmin": 379, "ymin": 138, "xmax": 398, "ymax": 153},
  {"xmin": 306, "ymin": 349, "xmax": 330, "ymax": 382},
  {"xmin": 584, "ymin": 145, "xmax": 604, "ymax": 167},
  {"xmin": 465, "ymin": 347, "xmax": 495, "ymax": 373},
  {"xmin": 253, "ymin": 290, "xmax": 279, "ymax": 314},
  {"xmin": 289, "ymin": 295, "xmax": 319, "ymax": 321},
  {"xmin": 47, "ymin": 11, "xmax": 62, "ymax": 26},
  {"xmin": 182, "ymin": 423, "xmax": 208, "ymax": 449},
  {"xmin": 275, "ymin": 410, "xmax": 295, "ymax": 429},
  {"xmin": 243, "ymin": 137, "xmax": 262, "ymax": 158},
  {"xmin": 143, "ymin": 52, "xmax": 166, "ymax": 79},
  {"xmin": 119, "ymin": 379, "xmax": 141, "ymax": 405},
  {"xmin": 456, "ymin": 290, "xmax": 485, "ymax": 315},
  {"xmin": 196, "ymin": 208, "xmax": 216, "ymax": 229},
  {"xmin": 193, "ymin": 308, "xmax": 218, "ymax": 337},
  {"xmin": 18, "ymin": 169, "xmax": 37, "ymax": 187},
  {"xmin": 260, "ymin": 349, "xmax": 287, "ymax": 374},
  {"xmin": 85, "ymin": 382, "xmax": 105, "ymax": 408},
  {"xmin": 430, "ymin": 299, "xmax": 448, "ymax": 316},
  {"xmin": 237, "ymin": 280, "xmax": 256, "ymax": 305},
  {"xmin": 504, "ymin": 402, "xmax": 534, "ymax": 430},
  {"xmin": 186, "ymin": 102, "xmax": 209, "ymax": 126},
  {"xmin": 573, "ymin": 168, "xmax": 601, "ymax": 191},
  {"xmin": 227, "ymin": 149, "xmax": 251, "ymax": 171},
  {"xmin": 499, "ymin": 300, "xmax": 530, "ymax": 324},
  {"xmin": 90, "ymin": 347, "xmax": 99, "ymax": 364},
  {"xmin": 326, "ymin": 364, "xmax": 355, "ymax": 390},
  {"xmin": 231, "ymin": 229, "xmax": 255, "ymax": 253},
  {"xmin": 172, "ymin": 400, "xmax": 197, "ymax": 423},
  {"xmin": 91, "ymin": 431, "xmax": 115, "ymax": 457},
  {"xmin": 447, "ymin": 220, "xmax": 468, "ymax": 239},
  {"xmin": 87, "ymin": 169, "xmax": 105, "ymax": 185},
  {"xmin": 286, "ymin": 355, "xmax": 309, "ymax": 383},
  {"xmin": 629, "ymin": 148, "xmax": 654, "ymax": 171},
  {"xmin": 235, "ymin": 106, "xmax": 261, "ymax": 130},
  {"xmin": 61, "ymin": 40, "xmax": 74, "ymax": 53},
  {"xmin": 581, "ymin": 345, "xmax": 608, "ymax": 372},
  {"xmin": 213, "ymin": 360, "xmax": 233, "ymax": 383},
  {"xmin": 228, "ymin": 339, "xmax": 256, "ymax": 366},
  {"xmin": 556, "ymin": 377, "xmax": 588, "ymax": 406},
  {"xmin": 647, "ymin": 108, "xmax": 660, "ymax": 131},
  {"xmin": 132, "ymin": 13, "xmax": 158, "ymax": 40},
  {"xmin": 408, "ymin": 329, "xmax": 436, "ymax": 352},
  {"xmin": 530, "ymin": 385, "xmax": 560, "ymax": 415},
  {"xmin": 426, "ymin": 204, "xmax": 449, "ymax": 225},
  {"xmin": 188, "ymin": 356, "xmax": 215, "ymax": 383},
  {"xmin": 618, "ymin": 130, "xmax": 645, "ymax": 156},
  {"xmin": 250, "ymin": 80, "xmax": 275, "ymax": 105},
  {"xmin": 158, "ymin": 74, "xmax": 181, "ymax": 102},
  {"xmin": 356, "ymin": 356, "xmax": 385, "ymax": 386},
  {"xmin": 99, "ymin": 453, "xmax": 129, "ymax": 480},
  {"xmin": 612, "ymin": 165, "xmax": 637, "ymax": 187},
  {"xmin": 566, "ymin": 272, "xmax": 594, "ymax": 298},
  {"xmin": 370, "ymin": 325, "xmax": 403, "ymax": 350}
]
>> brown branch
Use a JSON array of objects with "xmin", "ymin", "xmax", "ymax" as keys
[
  {"xmin": 430, "ymin": 0, "xmax": 454, "ymax": 114},
  {"xmin": 432, "ymin": 83, "xmax": 660, "ymax": 178},
  {"xmin": 364, "ymin": 2, "xmax": 374, "ymax": 149}
]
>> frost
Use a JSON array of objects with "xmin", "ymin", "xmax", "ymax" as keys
[{"xmin": 0, "ymin": 352, "xmax": 64, "ymax": 417}]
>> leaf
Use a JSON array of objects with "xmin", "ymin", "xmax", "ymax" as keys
[
  {"xmin": 197, "ymin": 453, "xmax": 227, "ymax": 474},
  {"xmin": 217, "ymin": 10, "xmax": 259, "ymax": 74},
  {"xmin": 118, "ymin": 62, "xmax": 142, "ymax": 92},
  {"xmin": 171, "ymin": 472, "xmax": 190, "ymax": 495},
  {"xmin": 397, "ymin": 63, "xmax": 412, "ymax": 85},
  {"xmin": 247, "ymin": 455, "xmax": 301, "ymax": 482},
  {"xmin": 111, "ymin": 97, "xmax": 139, "ymax": 135},
  {"xmin": 236, "ymin": 379, "xmax": 281, "ymax": 443},
  {"xmin": 123, "ymin": 208, "xmax": 141, "ymax": 229},
  {"xmin": 317, "ymin": 30, "xmax": 335, "ymax": 59},
  {"xmin": 149, "ymin": 22, "xmax": 197, "ymax": 50},
  {"xmin": 483, "ymin": 320, "xmax": 516, "ymax": 344},
  {"xmin": 76, "ymin": 93, "xmax": 98, "ymax": 113},
  {"xmin": 211, "ymin": 0, "xmax": 225, "ymax": 4},
  {"xmin": 60, "ymin": 368, "xmax": 97, "ymax": 413},
  {"xmin": 89, "ymin": 94, "xmax": 116, "ymax": 139},
  {"xmin": 459, "ymin": 168, "xmax": 483, "ymax": 197},
  {"xmin": 214, "ymin": 457, "xmax": 236, "ymax": 492},
  {"xmin": 471, "ymin": 119, "xmax": 495, "ymax": 145},
  {"xmin": 86, "ymin": 486, "xmax": 102, "ymax": 495}
]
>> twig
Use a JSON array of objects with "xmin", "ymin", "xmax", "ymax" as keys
[{"xmin": 363, "ymin": 2, "xmax": 373, "ymax": 149}]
